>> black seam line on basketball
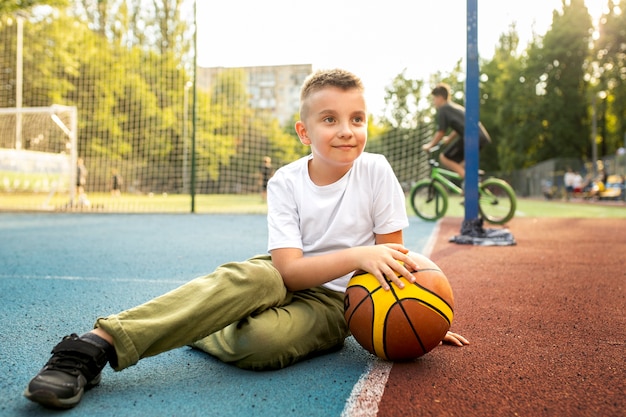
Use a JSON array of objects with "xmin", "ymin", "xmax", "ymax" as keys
[
  {"xmin": 412, "ymin": 299, "xmax": 453, "ymax": 325},
  {"xmin": 385, "ymin": 282, "xmax": 427, "ymax": 357},
  {"xmin": 345, "ymin": 292, "xmax": 378, "ymax": 358},
  {"xmin": 384, "ymin": 299, "xmax": 427, "ymax": 356},
  {"xmin": 385, "ymin": 276, "xmax": 453, "ymax": 317},
  {"xmin": 411, "ymin": 282, "xmax": 454, "ymax": 312},
  {"xmin": 345, "ymin": 285, "xmax": 378, "ymax": 326},
  {"xmin": 395, "ymin": 294, "xmax": 453, "ymax": 326}
]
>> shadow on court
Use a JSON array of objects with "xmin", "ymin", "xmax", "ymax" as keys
[{"xmin": 0, "ymin": 213, "xmax": 435, "ymax": 417}]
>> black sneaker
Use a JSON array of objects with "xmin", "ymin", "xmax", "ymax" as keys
[{"xmin": 24, "ymin": 334, "xmax": 108, "ymax": 409}]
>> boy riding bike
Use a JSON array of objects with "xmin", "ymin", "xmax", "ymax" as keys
[{"xmin": 422, "ymin": 83, "xmax": 491, "ymax": 179}]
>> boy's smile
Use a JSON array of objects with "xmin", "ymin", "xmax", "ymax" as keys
[{"xmin": 295, "ymin": 86, "xmax": 367, "ymax": 185}]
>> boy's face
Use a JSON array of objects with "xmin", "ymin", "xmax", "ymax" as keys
[
  {"xmin": 295, "ymin": 87, "xmax": 367, "ymax": 181},
  {"xmin": 432, "ymin": 94, "xmax": 446, "ymax": 108}
]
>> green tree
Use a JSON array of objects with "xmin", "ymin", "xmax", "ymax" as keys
[
  {"xmin": 593, "ymin": 0, "xmax": 626, "ymax": 154},
  {"xmin": 0, "ymin": 0, "xmax": 67, "ymax": 15},
  {"xmin": 71, "ymin": 0, "xmax": 192, "ymax": 62},
  {"xmin": 373, "ymin": 71, "xmax": 434, "ymax": 186},
  {"xmin": 194, "ymin": 89, "xmax": 237, "ymax": 188},
  {"xmin": 65, "ymin": 0, "xmax": 193, "ymax": 192},
  {"xmin": 531, "ymin": 0, "xmax": 593, "ymax": 162},
  {"xmin": 196, "ymin": 68, "xmax": 307, "ymax": 193},
  {"xmin": 476, "ymin": 26, "xmax": 525, "ymax": 173},
  {"xmin": 382, "ymin": 69, "xmax": 424, "ymax": 129},
  {"xmin": 483, "ymin": 26, "xmax": 544, "ymax": 171}
]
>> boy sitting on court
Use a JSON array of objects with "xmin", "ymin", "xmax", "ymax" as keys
[{"xmin": 24, "ymin": 69, "xmax": 468, "ymax": 410}]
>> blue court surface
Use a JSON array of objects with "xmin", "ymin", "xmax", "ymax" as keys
[{"xmin": 0, "ymin": 213, "xmax": 437, "ymax": 417}]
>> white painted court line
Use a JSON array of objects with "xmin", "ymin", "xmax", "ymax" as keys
[
  {"xmin": 340, "ymin": 360, "xmax": 393, "ymax": 417},
  {"xmin": 340, "ymin": 220, "xmax": 441, "ymax": 417},
  {"xmin": 420, "ymin": 221, "xmax": 440, "ymax": 260},
  {"xmin": 0, "ymin": 274, "xmax": 187, "ymax": 285}
]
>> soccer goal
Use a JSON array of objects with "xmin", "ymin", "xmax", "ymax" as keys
[{"xmin": 0, "ymin": 105, "xmax": 77, "ymax": 210}]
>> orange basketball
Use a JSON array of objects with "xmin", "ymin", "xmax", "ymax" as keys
[{"xmin": 343, "ymin": 252, "xmax": 454, "ymax": 361}]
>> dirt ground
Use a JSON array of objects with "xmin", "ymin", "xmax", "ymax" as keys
[{"xmin": 378, "ymin": 217, "xmax": 625, "ymax": 417}]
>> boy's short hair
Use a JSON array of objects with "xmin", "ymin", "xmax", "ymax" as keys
[
  {"xmin": 299, "ymin": 69, "xmax": 364, "ymax": 119},
  {"xmin": 431, "ymin": 83, "xmax": 451, "ymax": 100}
]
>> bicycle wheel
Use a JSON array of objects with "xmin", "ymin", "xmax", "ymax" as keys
[
  {"xmin": 478, "ymin": 178, "xmax": 517, "ymax": 225},
  {"xmin": 409, "ymin": 180, "xmax": 448, "ymax": 221}
]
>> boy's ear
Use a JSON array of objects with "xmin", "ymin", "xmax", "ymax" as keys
[{"xmin": 295, "ymin": 121, "xmax": 311, "ymax": 145}]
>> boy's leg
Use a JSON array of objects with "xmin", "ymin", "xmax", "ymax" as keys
[
  {"xmin": 440, "ymin": 154, "xmax": 465, "ymax": 179},
  {"xmin": 25, "ymin": 255, "xmax": 286, "ymax": 409},
  {"xmin": 441, "ymin": 143, "xmax": 466, "ymax": 179},
  {"xmin": 96, "ymin": 255, "xmax": 286, "ymax": 369},
  {"xmin": 192, "ymin": 286, "xmax": 348, "ymax": 370}
]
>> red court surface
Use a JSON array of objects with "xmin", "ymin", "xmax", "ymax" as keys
[{"xmin": 378, "ymin": 217, "xmax": 625, "ymax": 417}]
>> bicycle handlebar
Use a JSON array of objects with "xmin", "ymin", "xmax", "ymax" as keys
[{"xmin": 424, "ymin": 144, "xmax": 442, "ymax": 154}]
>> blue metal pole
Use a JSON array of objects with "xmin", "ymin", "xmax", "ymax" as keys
[{"xmin": 465, "ymin": 0, "xmax": 480, "ymax": 221}]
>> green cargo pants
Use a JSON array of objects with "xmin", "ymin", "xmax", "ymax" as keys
[{"xmin": 95, "ymin": 255, "xmax": 349, "ymax": 371}]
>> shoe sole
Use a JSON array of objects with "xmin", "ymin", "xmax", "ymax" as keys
[
  {"xmin": 23, "ymin": 387, "xmax": 84, "ymax": 409},
  {"xmin": 23, "ymin": 373, "xmax": 101, "ymax": 410}
]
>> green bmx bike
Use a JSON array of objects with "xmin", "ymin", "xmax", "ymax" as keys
[{"xmin": 409, "ymin": 146, "xmax": 517, "ymax": 225}]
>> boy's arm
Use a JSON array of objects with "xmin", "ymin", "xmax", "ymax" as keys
[
  {"xmin": 422, "ymin": 130, "xmax": 447, "ymax": 151},
  {"xmin": 445, "ymin": 130, "xmax": 458, "ymax": 143},
  {"xmin": 374, "ymin": 229, "xmax": 403, "ymax": 245},
  {"xmin": 271, "ymin": 231, "xmax": 418, "ymax": 292}
]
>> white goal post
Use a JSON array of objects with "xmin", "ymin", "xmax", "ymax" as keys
[{"xmin": 0, "ymin": 105, "xmax": 78, "ymax": 208}]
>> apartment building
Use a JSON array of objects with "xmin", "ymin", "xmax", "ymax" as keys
[{"xmin": 197, "ymin": 64, "xmax": 312, "ymax": 125}]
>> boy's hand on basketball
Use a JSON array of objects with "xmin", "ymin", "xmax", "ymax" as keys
[
  {"xmin": 441, "ymin": 331, "xmax": 469, "ymax": 347},
  {"xmin": 353, "ymin": 244, "xmax": 418, "ymax": 291}
]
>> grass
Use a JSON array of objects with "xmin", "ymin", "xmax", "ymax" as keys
[
  {"xmin": 0, "ymin": 192, "xmax": 269, "ymax": 214},
  {"xmin": 1, "ymin": 192, "xmax": 625, "ymax": 218},
  {"xmin": 435, "ymin": 195, "xmax": 626, "ymax": 219}
]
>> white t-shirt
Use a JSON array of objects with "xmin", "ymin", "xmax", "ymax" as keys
[
  {"xmin": 564, "ymin": 172, "xmax": 577, "ymax": 187},
  {"xmin": 267, "ymin": 152, "xmax": 409, "ymax": 292}
]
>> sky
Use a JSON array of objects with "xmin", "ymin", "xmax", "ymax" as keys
[{"xmin": 195, "ymin": 0, "xmax": 611, "ymax": 117}]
